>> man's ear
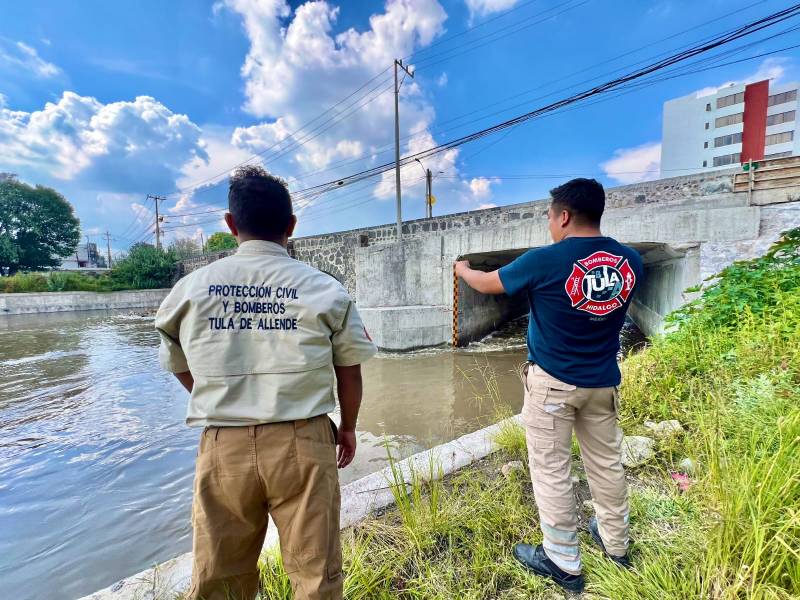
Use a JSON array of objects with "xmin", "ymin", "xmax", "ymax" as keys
[
  {"xmin": 560, "ymin": 208, "xmax": 572, "ymax": 229},
  {"xmin": 286, "ymin": 214, "xmax": 297, "ymax": 239},
  {"xmin": 224, "ymin": 212, "xmax": 239, "ymax": 239}
]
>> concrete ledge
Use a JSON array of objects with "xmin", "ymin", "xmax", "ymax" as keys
[
  {"xmin": 79, "ymin": 415, "xmax": 521, "ymax": 600},
  {"xmin": 360, "ymin": 305, "xmax": 452, "ymax": 351},
  {"xmin": 0, "ymin": 289, "xmax": 170, "ymax": 315}
]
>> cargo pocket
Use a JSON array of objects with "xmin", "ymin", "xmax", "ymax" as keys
[{"xmin": 327, "ymin": 555, "xmax": 343, "ymax": 582}]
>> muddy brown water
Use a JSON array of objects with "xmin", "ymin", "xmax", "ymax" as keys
[{"xmin": 0, "ymin": 310, "xmax": 643, "ymax": 600}]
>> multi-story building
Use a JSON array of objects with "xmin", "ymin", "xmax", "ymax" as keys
[{"xmin": 661, "ymin": 79, "xmax": 798, "ymax": 173}]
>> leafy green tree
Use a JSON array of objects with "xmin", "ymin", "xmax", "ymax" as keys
[
  {"xmin": 170, "ymin": 237, "xmax": 201, "ymax": 260},
  {"xmin": 206, "ymin": 231, "xmax": 237, "ymax": 252},
  {"xmin": 0, "ymin": 176, "xmax": 81, "ymax": 273},
  {"xmin": 110, "ymin": 243, "xmax": 176, "ymax": 289}
]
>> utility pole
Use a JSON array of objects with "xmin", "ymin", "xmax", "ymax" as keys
[
  {"xmin": 426, "ymin": 168, "xmax": 433, "ymax": 218},
  {"xmin": 104, "ymin": 230, "xmax": 112, "ymax": 268},
  {"xmin": 147, "ymin": 194, "xmax": 166, "ymax": 250},
  {"xmin": 394, "ymin": 58, "xmax": 414, "ymax": 243},
  {"xmin": 199, "ymin": 231, "xmax": 206, "ymax": 254}
]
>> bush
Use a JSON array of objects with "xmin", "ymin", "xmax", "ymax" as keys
[
  {"xmin": 0, "ymin": 272, "xmax": 48, "ymax": 293},
  {"xmin": 110, "ymin": 243, "xmax": 176, "ymax": 290}
]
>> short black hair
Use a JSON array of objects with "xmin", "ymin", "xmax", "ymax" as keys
[
  {"xmin": 228, "ymin": 165, "xmax": 293, "ymax": 239},
  {"xmin": 549, "ymin": 178, "xmax": 605, "ymax": 226}
]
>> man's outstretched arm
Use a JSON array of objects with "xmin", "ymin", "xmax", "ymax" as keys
[{"xmin": 455, "ymin": 260, "xmax": 506, "ymax": 295}]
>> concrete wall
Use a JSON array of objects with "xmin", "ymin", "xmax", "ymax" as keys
[
  {"xmin": 0, "ymin": 289, "xmax": 170, "ymax": 315},
  {"xmin": 175, "ymin": 170, "xmax": 799, "ymax": 349}
]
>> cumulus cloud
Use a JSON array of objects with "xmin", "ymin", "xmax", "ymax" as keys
[
  {"xmin": 465, "ymin": 0, "xmax": 519, "ymax": 21},
  {"xmin": 468, "ymin": 176, "xmax": 499, "ymax": 200},
  {"xmin": 477, "ymin": 202, "xmax": 497, "ymax": 209},
  {"xmin": 0, "ymin": 40, "xmax": 61, "ymax": 78},
  {"xmin": 0, "ymin": 92, "xmax": 208, "ymax": 192},
  {"xmin": 695, "ymin": 57, "xmax": 789, "ymax": 98},
  {"xmin": 600, "ymin": 142, "xmax": 661, "ymax": 185},
  {"xmin": 220, "ymin": 0, "xmax": 456, "ymax": 202}
]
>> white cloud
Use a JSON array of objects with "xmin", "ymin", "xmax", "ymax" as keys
[
  {"xmin": 695, "ymin": 57, "xmax": 789, "ymax": 98},
  {"xmin": 0, "ymin": 40, "xmax": 61, "ymax": 78},
  {"xmin": 468, "ymin": 176, "xmax": 499, "ymax": 200},
  {"xmin": 220, "ymin": 0, "xmax": 456, "ymax": 201},
  {"xmin": 600, "ymin": 142, "xmax": 661, "ymax": 185},
  {"xmin": 465, "ymin": 0, "xmax": 519, "ymax": 21},
  {"xmin": 0, "ymin": 92, "xmax": 208, "ymax": 192},
  {"xmin": 477, "ymin": 202, "xmax": 497, "ymax": 209},
  {"xmin": 437, "ymin": 72, "xmax": 448, "ymax": 87}
]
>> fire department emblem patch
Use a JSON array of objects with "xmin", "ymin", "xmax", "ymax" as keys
[{"xmin": 564, "ymin": 251, "xmax": 636, "ymax": 316}]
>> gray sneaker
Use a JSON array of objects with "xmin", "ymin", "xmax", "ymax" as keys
[{"xmin": 588, "ymin": 517, "xmax": 632, "ymax": 569}]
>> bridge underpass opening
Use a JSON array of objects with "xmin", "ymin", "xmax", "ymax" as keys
[{"xmin": 454, "ymin": 243, "xmax": 696, "ymax": 346}]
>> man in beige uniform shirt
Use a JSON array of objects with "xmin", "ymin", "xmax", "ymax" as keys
[{"xmin": 155, "ymin": 165, "xmax": 376, "ymax": 600}]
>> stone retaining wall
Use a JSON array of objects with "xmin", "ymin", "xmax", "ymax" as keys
[{"xmin": 177, "ymin": 170, "xmax": 739, "ymax": 296}]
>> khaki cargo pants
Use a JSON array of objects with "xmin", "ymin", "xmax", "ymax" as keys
[
  {"xmin": 188, "ymin": 414, "xmax": 342, "ymax": 600},
  {"xmin": 522, "ymin": 364, "xmax": 629, "ymax": 574}
]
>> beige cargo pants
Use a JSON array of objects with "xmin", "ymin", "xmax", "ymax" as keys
[
  {"xmin": 522, "ymin": 363, "xmax": 629, "ymax": 574},
  {"xmin": 188, "ymin": 414, "xmax": 342, "ymax": 600}
]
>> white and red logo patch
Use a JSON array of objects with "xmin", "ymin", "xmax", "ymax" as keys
[{"xmin": 564, "ymin": 251, "xmax": 636, "ymax": 316}]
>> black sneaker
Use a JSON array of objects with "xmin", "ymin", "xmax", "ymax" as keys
[
  {"xmin": 588, "ymin": 516, "xmax": 632, "ymax": 569},
  {"xmin": 512, "ymin": 543, "xmax": 585, "ymax": 594}
]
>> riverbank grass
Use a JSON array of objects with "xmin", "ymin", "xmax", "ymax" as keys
[{"xmin": 255, "ymin": 228, "xmax": 800, "ymax": 599}]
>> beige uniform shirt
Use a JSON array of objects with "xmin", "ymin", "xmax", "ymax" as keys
[{"xmin": 155, "ymin": 240, "xmax": 377, "ymax": 427}]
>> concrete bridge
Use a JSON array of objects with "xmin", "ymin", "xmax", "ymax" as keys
[{"xmin": 179, "ymin": 158, "xmax": 800, "ymax": 351}]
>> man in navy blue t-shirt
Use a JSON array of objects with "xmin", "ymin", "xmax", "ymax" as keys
[{"xmin": 456, "ymin": 178, "xmax": 643, "ymax": 593}]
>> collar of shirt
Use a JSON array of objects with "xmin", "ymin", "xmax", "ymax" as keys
[{"xmin": 235, "ymin": 240, "xmax": 289, "ymax": 257}]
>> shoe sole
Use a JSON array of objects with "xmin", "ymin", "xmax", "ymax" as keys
[{"xmin": 512, "ymin": 547, "xmax": 585, "ymax": 594}]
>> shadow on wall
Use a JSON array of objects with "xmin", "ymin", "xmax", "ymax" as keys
[{"xmin": 456, "ymin": 243, "xmax": 696, "ymax": 344}]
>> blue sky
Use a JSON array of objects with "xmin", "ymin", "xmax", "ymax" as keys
[{"xmin": 1, "ymin": 0, "xmax": 798, "ymax": 254}]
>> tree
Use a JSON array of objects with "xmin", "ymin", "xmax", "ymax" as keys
[
  {"xmin": 111, "ymin": 243, "xmax": 176, "ymax": 289},
  {"xmin": 0, "ymin": 177, "xmax": 81, "ymax": 273},
  {"xmin": 206, "ymin": 231, "xmax": 237, "ymax": 252},
  {"xmin": 170, "ymin": 238, "xmax": 201, "ymax": 260}
]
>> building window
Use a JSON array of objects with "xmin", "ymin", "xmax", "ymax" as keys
[
  {"xmin": 706, "ymin": 103, "xmax": 711, "ymax": 111},
  {"xmin": 705, "ymin": 122, "xmax": 710, "ymax": 129},
  {"xmin": 714, "ymin": 132, "xmax": 743, "ymax": 147},
  {"xmin": 704, "ymin": 141, "xmax": 708, "ymax": 148},
  {"xmin": 703, "ymin": 160, "xmax": 707, "ymax": 167},
  {"xmin": 716, "ymin": 91, "xmax": 745, "ymax": 109},
  {"xmin": 764, "ymin": 151, "xmax": 792, "ymax": 159},
  {"xmin": 713, "ymin": 152, "xmax": 741, "ymax": 167},
  {"xmin": 765, "ymin": 130, "xmax": 794, "ymax": 146},
  {"xmin": 766, "ymin": 110, "xmax": 795, "ymax": 126},
  {"xmin": 715, "ymin": 112, "xmax": 744, "ymax": 128},
  {"xmin": 767, "ymin": 89, "xmax": 797, "ymax": 107}
]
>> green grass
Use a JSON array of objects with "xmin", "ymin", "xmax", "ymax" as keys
[{"xmin": 0, "ymin": 271, "xmax": 121, "ymax": 293}]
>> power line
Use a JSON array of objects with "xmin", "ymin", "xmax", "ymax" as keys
[
  {"xmin": 283, "ymin": 5, "xmax": 800, "ymax": 204},
  {"xmin": 165, "ymin": 0, "xmax": 592, "ymax": 201}
]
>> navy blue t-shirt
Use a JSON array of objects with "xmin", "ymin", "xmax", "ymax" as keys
[{"xmin": 498, "ymin": 236, "xmax": 644, "ymax": 387}]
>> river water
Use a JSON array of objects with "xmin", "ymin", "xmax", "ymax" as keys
[
  {"xmin": 0, "ymin": 310, "xmax": 643, "ymax": 600},
  {"xmin": 0, "ymin": 311, "xmax": 524, "ymax": 599}
]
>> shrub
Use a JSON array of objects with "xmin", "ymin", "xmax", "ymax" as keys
[
  {"xmin": 110, "ymin": 243, "xmax": 176, "ymax": 289},
  {"xmin": 0, "ymin": 272, "xmax": 48, "ymax": 293}
]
